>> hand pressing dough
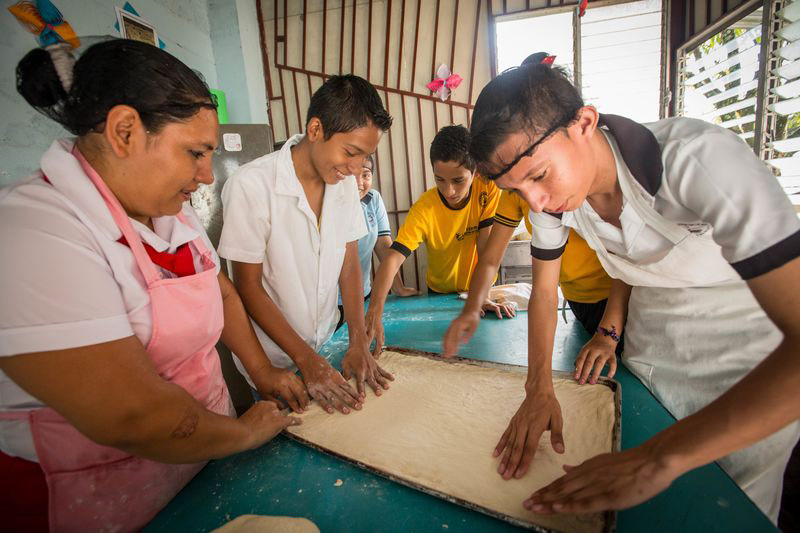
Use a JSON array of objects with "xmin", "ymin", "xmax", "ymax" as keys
[
  {"xmin": 287, "ymin": 351, "xmax": 616, "ymax": 533},
  {"xmin": 212, "ymin": 515, "xmax": 319, "ymax": 532}
]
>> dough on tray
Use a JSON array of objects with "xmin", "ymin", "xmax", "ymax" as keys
[{"xmin": 287, "ymin": 351, "xmax": 616, "ymax": 533}]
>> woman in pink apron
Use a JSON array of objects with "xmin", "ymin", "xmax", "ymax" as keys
[
  {"xmin": 0, "ymin": 40, "xmax": 307, "ymax": 531},
  {"xmin": 446, "ymin": 56, "xmax": 800, "ymax": 524}
]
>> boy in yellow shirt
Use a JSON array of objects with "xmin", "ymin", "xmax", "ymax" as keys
[
  {"xmin": 365, "ymin": 125, "xmax": 511, "ymax": 355},
  {"xmin": 445, "ymin": 189, "xmax": 621, "ymax": 384}
]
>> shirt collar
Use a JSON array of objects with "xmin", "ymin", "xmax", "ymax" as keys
[
  {"xmin": 437, "ymin": 181, "xmax": 473, "ymax": 211},
  {"xmin": 598, "ymin": 114, "xmax": 663, "ymax": 196},
  {"xmin": 361, "ymin": 190, "xmax": 374, "ymax": 204},
  {"xmin": 275, "ymin": 133, "xmax": 307, "ymax": 197},
  {"xmin": 40, "ymin": 139, "xmax": 199, "ymax": 251}
]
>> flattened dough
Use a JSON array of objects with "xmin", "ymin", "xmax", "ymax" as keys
[
  {"xmin": 212, "ymin": 515, "xmax": 319, "ymax": 533},
  {"xmin": 287, "ymin": 351, "xmax": 616, "ymax": 532}
]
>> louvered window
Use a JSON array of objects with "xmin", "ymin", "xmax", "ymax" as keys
[{"xmin": 677, "ymin": 0, "xmax": 800, "ymax": 208}]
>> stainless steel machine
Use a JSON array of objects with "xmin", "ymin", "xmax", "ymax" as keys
[{"xmin": 191, "ymin": 123, "xmax": 275, "ymax": 413}]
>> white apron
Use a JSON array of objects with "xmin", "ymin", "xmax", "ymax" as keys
[{"xmin": 571, "ymin": 140, "xmax": 800, "ymax": 523}]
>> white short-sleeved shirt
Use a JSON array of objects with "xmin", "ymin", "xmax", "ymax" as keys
[
  {"xmin": 0, "ymin": 139, "xmax": 220, "ymax": 461},
  {"xmin": 529, "ymin": 116, "xmax": 800, "ymax": 280},
  {"xmin": 217, "ymin": 134, "xmax": 367, "ymax": 381}
]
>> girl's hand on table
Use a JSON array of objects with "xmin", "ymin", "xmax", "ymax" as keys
[
  {"xmin": 480, "ymin": 299, "xmax": 517, "ymax": 319},
  {"xmin": 523, "ymin": 442, "xmax": 679, "ymax": 515},
  {"xmin": 392, "ymin": 285, "xmax": 419, "ymax": 297},
  {"xmin": 574, "ymin": 334, "xmax": 618, "ymax": 385}
]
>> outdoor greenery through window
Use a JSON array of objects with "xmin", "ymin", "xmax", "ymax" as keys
[
  {"xmin": 679, "ymin": 0, "xmax": 800, "ymax": 207},
  {"xmin": 680, "ymin": 9, "xmax": 763, "ymax": 148}
]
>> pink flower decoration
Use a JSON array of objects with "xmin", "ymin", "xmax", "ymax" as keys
[{"xmin": 427, "ymin": 65, "xmax": 462, "ymax": 101}]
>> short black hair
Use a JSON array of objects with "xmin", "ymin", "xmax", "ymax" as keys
[
  {"xmin": 16, "ymin": 39, "xmax": 216, "ymax": 136},
  {"xmin": 306, "ymin": 74, "xmax": 392, "ymax": 139},
  {"xmin": 430, "ymin": 125, "xmax": 475, "ymax": 172},
  {"xmin": 363, "ymin": 154, "xmax": 375, "ymax": 170},
  {"xmin": 470, "ymin": 64, "xmax": 583, "ymax": 178}
]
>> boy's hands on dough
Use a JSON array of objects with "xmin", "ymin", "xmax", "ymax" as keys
[
  {"xmin": 364, "ymin": 306, "xmax": 385, "ymax": 358},
  {"xmin": 342, "ymin": 342, "xmax": 394, "ymax": 397},
  {"xmin": 240, "ymin": 400, "xmax": 301, "ymax": 449},
  {"xmin": 574, "ymin": 334, "xmax": 618, "ymax": 385},
  {"xmin": 254, "ymin": 367, "xmax": 310, "ymax": 413},
  {"xmin": 523, "ymin": 441, "xmax": 679, "ymax": 515},
  {"xmin": 442, "ymin": 310, "xmax": 480, "ymax": 357},
  {"xmin": 480, "ymin": 299, "xmax": 517, "ymax": 319},
  {"xmin": 495, "ymin": 390, "xmax": 565, "ymax": 480},
  {"xmin": 297, "ymin": 354, "xmax": 362, "ymax": 415}
]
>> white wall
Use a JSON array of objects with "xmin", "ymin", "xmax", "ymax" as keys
[{"xmin": 0, "ymin": 0, "xmax": 266, "ymax": 186}]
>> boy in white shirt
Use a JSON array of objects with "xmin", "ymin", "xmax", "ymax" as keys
[{"xmin": 219, "ymin": 75, "xmax": 394, "ymax": 414}]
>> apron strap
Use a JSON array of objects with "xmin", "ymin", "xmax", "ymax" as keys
[{"xmin": 605, "ymin": 131, "xmax": 688, "ymax": 245}]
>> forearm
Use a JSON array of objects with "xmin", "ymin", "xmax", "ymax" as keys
[
  {"xmin": 236, "ymin": 281, "xmax": 317, "ymax": 367},
  {"xmin": 597, "ymin": 279, "xmax": 631, "ymax": 333},
  {"xmin": 219, "ymin": 275, "xmax": 277, "ymax": 390},
  {"xmin": 117, "ymin": 381, "xmax": 254, "ymax": 463},
  {"xmin": 526, "ymin": 287, "xmax": 559, "ymax": 392},
  {"xmin": 649, "ymin": 335, "xmax": 800, "ymax": 475},
  {"xmin": 376, "ymin": 238, "xmax": 411, "ymax": 295},
  {"xmin": 339, "ymin": 244, "xmax": 368, "ymax": 343},
  {"xmin": 367, "ymin": 249, "xmax": 405, "ymax": 313},
  {"xmin": 465, "ymin": 258, "xmax": 502, "ymax": 313},
  {"xmin": 465, "ymin": 225, "xmax": 513, "ymax": 314}
]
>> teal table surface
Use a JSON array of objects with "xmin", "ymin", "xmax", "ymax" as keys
[{"xmin": 146, "ymin": 293, "xmax": 775, "ymax": 532}]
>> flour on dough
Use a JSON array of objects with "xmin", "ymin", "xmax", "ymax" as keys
[
  {"xmin": 287, "ymin": 351, "xmax": 616, "ymax": 533},
  {"xmin": 212, "ymin": 515, "xmax": 319, "ymax": 533}
]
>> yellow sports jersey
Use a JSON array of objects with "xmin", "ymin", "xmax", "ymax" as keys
[
  {"xmin": 391, "ymin": 178, "xmax": 500, "ymax": 293},
  {"xmin": 494, "ymin": 190, "xmax": 612, "ymax": 303}
]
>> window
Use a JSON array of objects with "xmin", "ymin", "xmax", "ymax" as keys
[
  {"xmin": 677, "ymin": 0, "xmax": 800, "ymax": 207},
  {"xmin": 494, "ymin": 0, "xmax": 664, "ymax": 123}
]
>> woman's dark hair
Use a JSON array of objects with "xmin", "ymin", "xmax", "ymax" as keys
[
  {"xmin": 16, "ymin": 39, "xmax": 216, "ymax": 136},
  {"xmin": 470, "ymin": 57, "xmax": 583, "ymax": 178},
  {"xmin": 306, "ymin": 74, "xmax": 392, "ymax": 139},
  {"xmin": 430, "ymin": 125, "xmax": 475, "ymax": 172}
]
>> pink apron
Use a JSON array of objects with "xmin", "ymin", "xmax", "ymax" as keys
[{"xmin": 0, "ymin": 152, "xmax": 233, "ymax": 532}]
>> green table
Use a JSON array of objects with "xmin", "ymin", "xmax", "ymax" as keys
[{"xmin": 146, "ymin": 294, "xmax": 774, "ymax": 532}]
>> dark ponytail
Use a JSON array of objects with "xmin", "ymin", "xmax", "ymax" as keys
[
  {"xmin": 16, "ymin": 39, "xmax": 216, "ymax": 136},
  {"xmin": 470, "ymin": 53, "xmax": 583, "ymax": 176}
]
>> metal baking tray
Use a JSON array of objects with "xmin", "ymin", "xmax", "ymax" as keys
[{"xmin": 283, "ymin": 346, "xmax": 622, "ymax": 532}]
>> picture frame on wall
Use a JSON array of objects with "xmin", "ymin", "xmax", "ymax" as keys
[{"xmin": 115, "ymin": 7, "xmax": 159, "ymax": 47}]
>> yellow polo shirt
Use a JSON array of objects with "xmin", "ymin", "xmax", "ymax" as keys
[
  {"xmin": 391, "ymin": 178, "xmax": 500, "ymax": 293},
  {"xmin": 494, "ymin": 190, "xmax": 612, "ymax": 303}
]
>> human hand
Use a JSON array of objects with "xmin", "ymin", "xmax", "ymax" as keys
[
  {"xmin": 342, "ymin": 342, "xmax": 394, "ymax": 397},
  {"xmin": 480, "ymin": 299, "xmax": 517, "ymax": 319},
  {"xmin": 495, "ymin": 389, "xmax": 564, "ymax": 480},
  {"xmin": 523, "ymin": 442, "xmax": 679, "ymax": 515},
  {"xmin": 364, "ymin": 306, "xmax": 385, "ymax": 358},
  {"xmin": 574, "ymin": 334, "xmax": 618, "ymax": 385},
  {"xmin": 442, "ymin": 310, "xmax": 480, "ymax": 357},
  {"xmin": 254, "ymin": 367, "xmax": 310, "ymax": 413},
  {"xmin": 297, "ymin": 354, "xmax": 362, "ymax": 414},
  {"xmin": 239, "ymin": 400, "xmax": 301, "ymax": 449}
]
